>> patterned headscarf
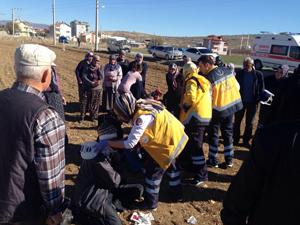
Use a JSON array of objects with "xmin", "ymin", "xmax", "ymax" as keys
[
  {"xmin": 114, "ymin": 93, "xmax": 136, "ymax": 121},
  {"xmin": 135, "ymin": 53, "xmax": 143, "ymax": 61},
  {"xmin": 135, "ymin": 98, "xmax": 165, "ymax": 116},
  {"xmin": 278, "ymin": 64, "xmax": 289, "ymax": 78},
  {"xmin": 85, "ymin": 52, "xmax": 94, "ymax": 64},
  {"xmin": 168, "ymin": 63, "xmax": 179, "ymax": 90}
]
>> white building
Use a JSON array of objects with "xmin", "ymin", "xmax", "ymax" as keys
[
  {"xmin": 70, "ymin": 20, "xmax": 90, "ymax": 38},
  {"xmin": 49, "ymin": 22, "xmax": 71, "ymax": 39}
]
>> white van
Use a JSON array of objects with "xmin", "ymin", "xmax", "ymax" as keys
[
  {"xmin": 107, "ymin": 36, "xmax": 131, "ymax": 53},
  {"xmin": 250, "ymin": 32, "xmax": 300, "ymax": 70}
]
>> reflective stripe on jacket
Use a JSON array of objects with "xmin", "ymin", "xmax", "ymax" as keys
[
  {"xmin": 206, "ymin": 67, "xmax": 243, "ymax": 117},
  {"xmin": 133, "ymin": 108, "xmax": 188, "ymax": 170},
  {"xmin": 179, "ymin": 72, "xmax": 212, "ymax": 126}
]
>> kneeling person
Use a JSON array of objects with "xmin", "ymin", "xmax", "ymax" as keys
[
  {"xmin": 73, "ymin": 122, "xmax": 143, "ymax": 225},
  {"xmin": 94, "ymin": 93, "xmax": 189, "ymax": 211}
]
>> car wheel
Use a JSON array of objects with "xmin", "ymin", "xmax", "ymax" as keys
[
  {"xmin": 254, "ymin": 59, "xmax": 263, "ymax": 70},
  {"xmin": 153, "ymin": 53, "xmax": 157, "ymax": 58},
  {"xmin": 165, "ymin": 55, "xmax": 170, "ymax": 60},
  {"xmin": 183, "ymin": 55, "xmax": 187, "ymax": 60}
]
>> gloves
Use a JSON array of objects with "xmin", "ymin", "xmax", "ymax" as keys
[{"xmin": 94, "ymin": 139, "xmax": 109, "ymax": 153}]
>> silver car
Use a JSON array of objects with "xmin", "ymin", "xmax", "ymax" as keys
[
  {"xmin": 152, "ymin": 45, "xmax": 182, "ymax": 60},
  {"xmin": 182, "ymin": 47, "xmax": 218, "ymax": 62}
]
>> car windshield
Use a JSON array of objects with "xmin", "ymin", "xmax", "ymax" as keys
[
  {"xmin": 199, "ymin": 48, "xmax": 213, "ymax": 54},
  {"xmin": 165, "ymin": 47, "xmax": 174, "ymax": 51}
]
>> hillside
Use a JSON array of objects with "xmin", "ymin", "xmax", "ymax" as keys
[{"xmin": 103, "ymin": 30, "xmax": 256, "ymax": 50}]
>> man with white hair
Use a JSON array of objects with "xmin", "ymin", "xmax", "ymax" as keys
[
  {"xmin": 233, "ymin": 57, "xmax": 264, "ymax": 148},
  {"xmin": 0, "ymin": 44, "xmax": 69, "ymax": 225}
]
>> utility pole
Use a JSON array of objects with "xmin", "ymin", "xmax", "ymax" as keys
[
  {"xmin": 95, "ymin": 0, "xmax": 99, "ymax": 51},
  {"xmin": 246, "ymin": 33, "xmax": 249, "ymax": 48},
  {"xmin": 240, "ymin": 34, "xmax": 244, "ymax": 49},
  {"xmin": 53, "ymin": 0, "xmax": 56, "ymax": 45},
  {"xmin": 12, "ymin": 8, "xmax": 21, "ymax": 37}
]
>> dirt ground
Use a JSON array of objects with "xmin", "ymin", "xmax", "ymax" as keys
[{"xmin": 0, "ymin": 37, "xmax": 257, "ymax": 225}]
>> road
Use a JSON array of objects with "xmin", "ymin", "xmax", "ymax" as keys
[{"xmin": 62, "ymin": 42, "xmax": 278, "ymax": 77}]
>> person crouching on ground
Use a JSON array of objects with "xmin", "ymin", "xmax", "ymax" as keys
[
  {"xmin": 94, "ymin": 93, "xmax": 189, "ymax": 211},
  {"xmin": 74, "ymin": 122, "xmax": 144, "ymax": 225},
  {"xmin": 179, "ymin": 62, "xmax": 212, "ymax": 186}
]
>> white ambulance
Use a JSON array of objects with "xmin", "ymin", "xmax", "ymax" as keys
[{"xmin": 250, "ymin": 32, "xmax": 300, "ymax": 70}]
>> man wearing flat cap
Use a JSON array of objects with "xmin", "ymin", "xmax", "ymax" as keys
[{"xmin": 0, "ymin": 44, "xmax": 69, "ymax": 225}]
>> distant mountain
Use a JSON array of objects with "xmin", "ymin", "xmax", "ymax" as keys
[{"xmin": 0, "ymin": 20, "xmax": 49, "ymax": 29}]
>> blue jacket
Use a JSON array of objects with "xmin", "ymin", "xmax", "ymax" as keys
[{"xmin": 236, "ymin": 69, "xmax": 265, "ymax": 104}]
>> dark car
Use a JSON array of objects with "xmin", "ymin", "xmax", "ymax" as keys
[
  {"xmin": 148, "ymin": 46, "xmax": 157, "ymax": 54},
  {"xmin": 59, "ymin": 36, "xmax": 69, "ymax": 44}
]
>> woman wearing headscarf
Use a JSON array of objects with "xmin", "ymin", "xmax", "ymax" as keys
[
  {"xmin": 128, "ymin": 53, "xmax": 148, "ymax": 99},
  {"xmin": 117, "ymin": 50, "xmax": 129, "ymax": 80},
  {"xmin": 118, "ymin": 61, "xmax": 148, "ymax": 97},
  {"xmin": 164, "ymin": 63, "xmax": 184, "ymax": 118},
  {"xmin": 179, "ymin": 62, "xmax": 212, "ymax": 186},
  {"xmin": 92, "ymin": 93, "xmax": 188, "ymax": 211},
  {"xmin": 258, "ymin": 64, "xmax": 289, "ymax": 128},
  {"xmin": 102, "ymin": 54, "xmax": 123, "ymax": 111},
  {"xmin": 75, "ymin": 52, "xmax": 94, "ymax": 100},
  {"xmin": 79, "ymin": 55, "xmax": 104, "ymax": 123}
]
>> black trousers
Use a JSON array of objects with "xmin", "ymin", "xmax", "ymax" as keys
[
  {"xmin": 233, "ymin": 102, "xmax": 257, "ymax": 143},
  {"xmin": 185, "ymin": 126, "xmax": 208, "ymax": 182}
]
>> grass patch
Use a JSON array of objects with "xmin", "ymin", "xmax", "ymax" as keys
[
  {"xmin": 221, "ymin": 55, "xmax": 249, "ymax": 66},
  {"xmin": 131, "ymin": 48, "xmax": 148, "ymax": 54}
]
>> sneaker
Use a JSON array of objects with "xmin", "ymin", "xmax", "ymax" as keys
[
  {"xmin": 78, "ymin": 119, "xmax": 84, "ymax": 124},
  {"xmin": 188, "ymin": 179, "xmax": 205, "ymax": 187},
  {"xmin": 133, "ymin": 201, "xmax": 157, "ymax": 211},
  {"xmin": 226, "ymin": 160, "xmax": 233, "ymax": 168},
  {"xmin": 206, "ymin": 159, "xmax": 218, "ymax": 168},
  {"xmin": 165, "ymin": 189, "xmax": 183, "ymax": 202}
]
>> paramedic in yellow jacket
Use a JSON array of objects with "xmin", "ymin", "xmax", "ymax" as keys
[
  {"xmin": 179, "ymin": 62, "xmax": 212, "ymax": 186},
  {"xmin": 198, "ymin": 55, "xmax": 243, "ymax": 168},
  {"xmin": 94, "ymin": 93, "xmax": 188, "ymax": 211}
]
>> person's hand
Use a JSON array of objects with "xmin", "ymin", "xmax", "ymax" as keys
[
  {"xmin": 93, "ymin": 139, "xmax": 109, "ymax": 153},
  {"xmin": 79, "ymin": 81, "xmax": 82, "ymax": 84},
  {"xmin": 62, "ymin": 97, "xmax": 66, "ymax": 105},
  {"xmin": 46, "ymin": 213, "xmax": 63, "ymax": 225}
]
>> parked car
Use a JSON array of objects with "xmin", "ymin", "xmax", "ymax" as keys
[
  {"xmin": 152, "ymin": 45, "xmax": 182, "ymax": 60},
  {"xmin": 148, "ymin": 46, "xmax": 157, "ymax": 54},
  {"xmin": 59, "ymin": 36, "xmax": 69, "ymax": 44},
  {"xmin": 182, "ymin": 47, "xmax": 217, "ymax": 62},
  {"xmin": 178, "ymin": 47, "xmax": 186, "ymax": 52}
]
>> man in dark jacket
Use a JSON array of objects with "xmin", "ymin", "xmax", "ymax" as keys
[
  {"xmin": 233, "ymin": 57, "xmax": 264, "ymax": 148},
  {"xmin": 0, "ymin": 44, "xmax": 69, "ymax": 225},
  {"xmin": 221, "ymin": 119, "xmax": 300, "ymax": 225}
]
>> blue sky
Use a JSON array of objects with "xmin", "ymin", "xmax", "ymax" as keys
[{"xmin": 1, "ymin": 0, "xmax": 299, "ymax": 37}]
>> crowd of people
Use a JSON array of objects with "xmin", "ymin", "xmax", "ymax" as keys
[{"xmin": 1, "ymin": 43, "xmax": 299, "ymax": 225}]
